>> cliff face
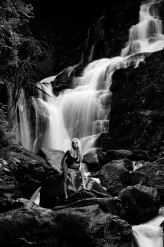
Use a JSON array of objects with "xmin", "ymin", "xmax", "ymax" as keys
[{"xmin": 100, "ymin": 50, "xmax": 164, "ymax": 159}]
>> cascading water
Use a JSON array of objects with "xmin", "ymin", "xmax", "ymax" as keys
[
  {"xmin": 16, "ymin": 0, "xmax": 164, "ymax": 155},
  {"xmin": 33, "ymin": 57, "xmax": 125, "ymax": 154},
  {"xmin": 121, "ymin": 0, "xmax": 164, "ymax": 57},
  {"xmin": 15, "ymin": 89, "xmax": 32, "ymax": 150},
  {"xmin": 132, "ymin": 215, "xmax": 164, "ymax": 247}
]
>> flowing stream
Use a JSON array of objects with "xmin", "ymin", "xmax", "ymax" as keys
[
  {"xmin": 132, "ymin": 215, "xmax": 164, "ymax": 247},
  {"xmin": 15, "ymin": 0, "xmax": 164, "ymax": 155}
]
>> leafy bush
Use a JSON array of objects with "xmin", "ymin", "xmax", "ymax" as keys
[{"xmin": 0, "ymin": 0, "xmax": 34, "ymax": 70}]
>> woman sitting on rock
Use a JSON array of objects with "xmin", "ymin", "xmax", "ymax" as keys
[{"xmin": 61, "ymin": 138, "xmax": 86, "ymax": 199}]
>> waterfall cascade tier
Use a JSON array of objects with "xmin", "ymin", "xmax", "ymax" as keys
[
  {"xmin": 15, "ymin": 0, "xmax": 164, "ymax": 154},
  {"xmin": 33, "ymin": 57, "xmax": 125, "ymax": 154},
  {"xmin": 133, "ymin": 215, "xmax": 164, "ymax": 247},
  {"xmin": 121, "ymin": 0, "xmax": 164, "ymax": 57}
]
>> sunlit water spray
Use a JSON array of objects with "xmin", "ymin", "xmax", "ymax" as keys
[{"xmin": 16, "ymin": 0, "xmax": 164, "ymax": 154}]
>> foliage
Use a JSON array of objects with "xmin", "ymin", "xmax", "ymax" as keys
[
  {"xmin": 11, "ymin": 37, "xmax": 46, "ymax": 107},
  {"xmin": 0, "ymin": 0, "xmax": 34, "ymax": 72},
  {"xmin": 0, "ymin": 105, "xmax": 17, "ymax": 150},
  {"xmin": 0, "ymin": 0, "xmax": 46, "ymax": 114}
]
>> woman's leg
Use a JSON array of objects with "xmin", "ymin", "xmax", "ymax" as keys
[
  {"xmin": 79, "ymin": 163, "xmax": 86, "ymax": 189},
  {"xmin": 69, "ymin": 163, "xmax": 87, "ymax": 189},
  {"xmin": 62, "ymin": 161, "xmax": 68, "ymax": 198},
  {"xmin": 68, "ymin": 164, "xmax": 79, "ymax": 192}
]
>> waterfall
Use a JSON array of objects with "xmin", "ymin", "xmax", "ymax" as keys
[
  {"xmin": 121, "ymin": 0, "xmax": 164, "ymax": 57},
  {"xmin": 33, "ymin": 57, "xmax": 126, "ymax": 154},
  {"xmin": 16, "ymin": 0, "xmax": 164, "ymax": 154},
  {"xmin": 15, "ymin": 89, "xmax": 32, "ymax": 150},
  {"xmin": 132, "ymin": 215, "xmax": 164, "ymax": 247},
  {"xmin": 30, "ymin": 186, "xmax": 41, "ymax": 205}
]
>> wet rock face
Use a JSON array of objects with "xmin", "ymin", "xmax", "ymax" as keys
[
  {"xmin": 98, "ymin": 49, "xmax": 164, "ymax": 159},
  {"xmin": 97, "ymin": 149, "xmax": 149, "ymax": 171},
  {"xmin": 118, "ymin": 184, "xmax": 160, "ymax": 225},
  {"xmin": 99, "ymin": 160, "xmax": 131, "ymax": 196},
  {"xmin": 81, "ymin": 0, "xmax": 142, "ymax": 63},
  {"xmin": 37, "ymin": 148, "xmax": 65, "ymax": 174},
  {"xmin": 83, "ymin": 152, "xmax": 101, "ymax": 172},
  {"xmin": 0, "ymin": 145, "xmax": 57, "ymax": 212},
  {"xmin": 132, "ymin": 157, "xmax": 164, "ymax": 204},
  {"xmin": 0, "ymin": 181, "xmax": 23, "ymax": 213},
  {"xmin": 104, "ymin": 150, "xmax": 133, "ymax": 162},
  {"xmin": 51, "ymin": 66, "xmax": 76, "ymax": 94},
  {"xmin": 0, "ymin": 82, "xmax": 7, "ymax": 106},
  {"xmin": 0, "ymin": 201, "xmax": 133, "ymax": 247}
]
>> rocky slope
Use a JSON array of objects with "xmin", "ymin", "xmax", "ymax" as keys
[{"xmin": 99, "ymin": 49, "xmax": 164, "ymax": 159}]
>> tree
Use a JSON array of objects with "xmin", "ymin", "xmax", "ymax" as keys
[
  {"xmin": 0, "ymin": 0, "xmax": 46, "ymax": 127},
  {"xmin": 0, "ymin": 0, "xmax": 34, "ymax": 73}
]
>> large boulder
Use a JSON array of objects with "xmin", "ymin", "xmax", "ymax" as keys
[
  {"xmin": 131, "ymin": 158, "xmax": 164, "ymax": 204},
  {"xmin": 51, "ymin": 66, "xmax": 76, "ymax": 94},
  {"xmin": 118, "ymin": 184, "xmax": 160, "ymax": 225},
  {"xmin": 53, "ymin": 197, "xmax": 124, "ymax": 215},
  {"xmin": 37, "ymin": 148, "xmax": 65, "ymax": 174},
  {"xmin": 0, "ymin": 200, "xmax": 133, "ymax": 247},
  {"xmin": 131, "ymin": 170, "xmax": 148, "ymax": 186},
  {"xmin": 85, "ymin": 177, "xmax": 110, "ymax": 196},
  {"xmin": 67, "ymin": 169, "xmax": 83, "ymax": 193},
  {"xmin": 131, "ymin": 150, "xmax": 150, "ymax": 161},
  {"xmin": 40, "ymin": 175, "xmax": 65, "ymax": 208},
  {"xmin": 97, "ymin": 49, "xmax": 164, "ymax": 159},
  {"xmin": 39, "ymin": 172, "xmax": 110, "ymax": 209},
  {"xmin": 0, "ymin": 181, "xmax": 22, "ymax": 213},
  {"xmin": 83, "ymin": 152, "xmax": 101, "ymax": 172},
  {"xmin": 99, "ymin": 160, "xmax": 131, "ymax": 195},
  {"xmin": 0, "ymin": 144, "xmax": 57, "ymax": 212},
  {"xmin": 97, "ymin": 149, "xmax": 148, "ymax": 167},
  {"xmin": 105, "ymin": 150, "xmax": 133, "ymax": 161}
]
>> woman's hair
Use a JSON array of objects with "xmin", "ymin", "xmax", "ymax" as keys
[{"xmin": 71, "ymin": 138, "xmax": 82, "ymax": 153}]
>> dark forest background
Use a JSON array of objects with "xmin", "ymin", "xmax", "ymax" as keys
[{"xmin": 0, "ymin": 0, "xmax": 142, "ymax": 84}]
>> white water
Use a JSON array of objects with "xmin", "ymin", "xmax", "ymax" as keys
[
  {"xmin": 33, "ymin": 57, "xmax": 126, "ymax": 154},
  {"xmin": 121, "ymin": 0, "xmax": 164, "ymax": 57},
  {"xmin": 30, "ymin": 186, "xmax": 41, "ymax": 205},
  {"xmin": 16, "ymin": 0, "xmax": 164, "ymax": 154},
  {"xmin": 15, "ymin": 89, "xmax": 32, "ymax": 150},
  {"xmin": 132, "ymin": 215, "xmax": 164, "ymax": 247}
]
